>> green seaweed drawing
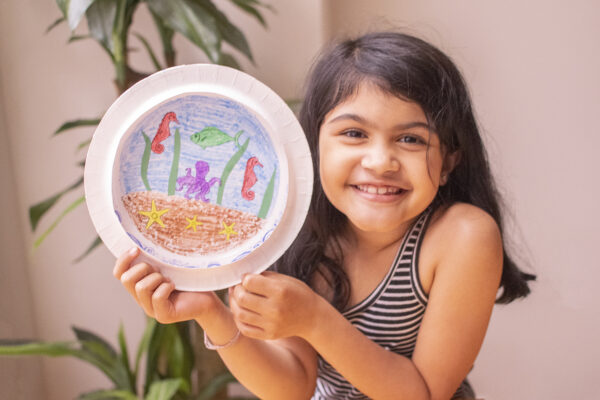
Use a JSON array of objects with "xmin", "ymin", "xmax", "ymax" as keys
[
  {"xmin": 216, "ymin": 137, "xmax": 250, "ymax": 205},
  {"xmin": 140, "ymin": 131, "xmax": 152, "ymax": 191},
  {"xmin": 258, "ymin": 167, "xmax": 276, "ymax": 219},
  {"xmin": 168, "ymin": 128, "xmax": 181, "ymax": 195}
]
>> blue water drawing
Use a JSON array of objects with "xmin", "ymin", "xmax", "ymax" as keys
[{"xmin": 116, "ymin": 94, "xmax": 280, "ymax": 217}]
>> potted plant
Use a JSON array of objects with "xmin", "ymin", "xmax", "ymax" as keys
[{"xmin": 1, "ymin": 1, "xmax": 271, "ymax": 399}]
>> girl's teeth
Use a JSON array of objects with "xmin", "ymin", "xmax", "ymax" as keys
[{"xmin": 358, "ymin": 185, "xmax": 401, "ymax": 194}]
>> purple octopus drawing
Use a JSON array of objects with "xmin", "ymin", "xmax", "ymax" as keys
[{"xmin": 176, "ymin": 160, "xmax": 221, "ymax": 202}]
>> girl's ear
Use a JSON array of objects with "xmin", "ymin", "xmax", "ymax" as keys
[{"xmin": 440, "ymin": 150, "xmax": 461, "ymax": 186}]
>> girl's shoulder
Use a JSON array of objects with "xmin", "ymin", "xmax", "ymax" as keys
[
  {"xmin": 418, "ymin": 203, "xmax": 502, "ymax": 294},
  {"xmin": 429, "ymin": 202, "xmax": 500, "ymax": 240}
]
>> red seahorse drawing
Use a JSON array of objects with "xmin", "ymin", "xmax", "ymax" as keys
[
  {"xmin": 242, "ymin": 156, "xmax": 263, "ymax": 200},
  {"xmin": 151, "ymin": 112, "xmax": 179, "ymax": 154}
]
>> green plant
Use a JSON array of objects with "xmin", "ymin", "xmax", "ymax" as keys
[
  {"xmin": 31, "ymin": 0, "xmax": 272, "ymax": 259},
  {"xmin": 18, "ymin": 1, "xmax": 270, "ymax": 398},
  {"xmin": 0, "ymin": 319, "xmax": 251, "ymax": 400}
]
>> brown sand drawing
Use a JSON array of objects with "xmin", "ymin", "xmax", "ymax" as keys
[{"xmin": 122, "ymin": 191, "xmax": 265, "ymax": 256}]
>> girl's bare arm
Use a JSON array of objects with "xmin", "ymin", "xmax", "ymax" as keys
[
  {"xmin": 234, "ymin": 204, "xmax": 502, "ymax": 400},
  {"xmin": 114, "ymin": 249, "xmax": 317, "ymax": 400}
]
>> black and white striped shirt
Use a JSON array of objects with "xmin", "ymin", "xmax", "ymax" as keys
[{"xmin": 312, "ymin": 208, "xmax": 472, "ymax": 399}]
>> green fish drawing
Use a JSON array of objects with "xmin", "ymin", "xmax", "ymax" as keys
[{"xmin": 191, "ymin": 127, "xmax": 243, "ymax": 149}]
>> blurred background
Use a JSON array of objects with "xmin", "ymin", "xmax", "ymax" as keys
[{"xmin": 1, "ymin": 0, "xmax": 599, "ymax": 399}]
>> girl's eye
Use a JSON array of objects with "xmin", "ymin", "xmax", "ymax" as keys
[
  {"xmin": 342, "ymin": 129, "xmax": 366, "ymax": 139},
  {"xmin": 398, "ymin": 135, "xmax": 426, "ymax": 145}
]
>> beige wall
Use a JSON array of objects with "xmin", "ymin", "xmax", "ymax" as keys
[
  {"xmin": 1, "ymin": 0, "xmax": 599, "ymax": 399},
  {"xmin": 0, "ymin": 67, "xmax": 44, "ymax": 399}
]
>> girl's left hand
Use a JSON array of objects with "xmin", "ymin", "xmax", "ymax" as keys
[{"xmin": 229, "ymin": 271, "xmax": 323, "ymax": 341}]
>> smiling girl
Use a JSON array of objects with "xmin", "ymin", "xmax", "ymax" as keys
[{"xmin": 114, "ymin": 32, "xmax": 535, "ymax": 399}]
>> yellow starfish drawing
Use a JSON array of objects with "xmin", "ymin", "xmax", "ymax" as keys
[
  {"xmin": 219, "ymin": 221, "xmax": 238, "ymax": 241},
  {"xmin": 185, "ymin": 215, "xmax": 202, "ymax": 232},
  {"xmin": 138, "ymin": 200, "xmax": 169, "ymax": 229}
]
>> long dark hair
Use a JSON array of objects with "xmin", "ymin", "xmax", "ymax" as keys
[{"xmin": 275, "ymin": 31, "xmax": 535, "ymax": 310}]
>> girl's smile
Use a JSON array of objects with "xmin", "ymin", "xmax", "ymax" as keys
[
  {"xmin": 351, "ymin": 184, "xmax": 407, "ymax": 203},
  {"xmin": 318, "ymin": 82, "xmax": 453, "ymax": 240}
]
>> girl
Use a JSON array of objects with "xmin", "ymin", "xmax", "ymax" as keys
[{"xmin": 114, "ymin": 32, "xmax": 535, "ymax": 400}]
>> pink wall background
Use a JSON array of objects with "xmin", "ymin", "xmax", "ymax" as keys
[{"xmin": 1, "ymin": 1, "xmax": 598, "ymax": 398}]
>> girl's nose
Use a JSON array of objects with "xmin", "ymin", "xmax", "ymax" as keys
[{"xmin": 360, "ymin": 144, "xmax": 400, "ymax": 174}]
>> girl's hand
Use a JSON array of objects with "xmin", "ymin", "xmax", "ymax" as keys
[
  {"xmin": 229, "ymin": 271, "xmax": 324, "ymax": 341},
  {"xmin": 113, "ymin": 247, "xmax": 220, "ymax": 324}
]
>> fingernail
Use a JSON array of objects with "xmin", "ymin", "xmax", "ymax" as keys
[{"xmin": 129, "ymin": 247, "xmax": 139, "ymax": 256}]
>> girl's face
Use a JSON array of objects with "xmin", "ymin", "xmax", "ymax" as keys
[{"xmin": 318, "ymin": 82, "xmax": 451, "ymax": 239}]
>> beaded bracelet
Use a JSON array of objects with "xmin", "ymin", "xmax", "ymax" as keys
[{"xmin": 204, "ymin": 329, "xmax": 241, "ymax": 350}]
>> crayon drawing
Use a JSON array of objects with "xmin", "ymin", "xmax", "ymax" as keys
[{"xmin": 113, "ymin": 94, "xmax": 284, "ymax": 267}]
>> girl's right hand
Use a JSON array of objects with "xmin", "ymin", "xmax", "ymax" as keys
[{"xmin": 113, "ymin": 247, "xmax": 221, "ymax": 324}]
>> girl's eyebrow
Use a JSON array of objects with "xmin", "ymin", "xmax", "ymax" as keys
[{"xmin": 326, "ymin": 113, "xmax": 432, "ymax": 131}]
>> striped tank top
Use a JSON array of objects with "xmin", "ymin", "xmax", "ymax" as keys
[{"xmin": 311, "ymin": 208, "xmax": 472, "ymax": 399}]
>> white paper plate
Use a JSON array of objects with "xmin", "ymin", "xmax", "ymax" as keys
[{"xmin": 84, "ymin": 64, "xmax": 312, "ymax": 291}]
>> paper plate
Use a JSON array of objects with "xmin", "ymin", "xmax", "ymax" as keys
[{"xmin": 84, "ymin": 64, "xmax": 313, "ymax": 291}]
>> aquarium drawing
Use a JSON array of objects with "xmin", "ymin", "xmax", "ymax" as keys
[{"xmin": 113, "ymin": 94, "xmax": 284, "ymax": 268}]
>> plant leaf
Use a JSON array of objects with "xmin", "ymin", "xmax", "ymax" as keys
[
  {"xmin": 0, "ymin": 339, "xmax": 113, "ymax": 375},
  {"xmin": 69, "ymin": 34, "xmax": 92, "ymax": 43},
  {"xmin": 47, "ymin": 16, "xmax": 67, "ymax": 33},
  {"xmin": 73, "ymin": 326, "xmax": 118, "ymax": 365},
  {"xmin": 0, "ymin": 339, "xmax": 122, "ymax": 382},
  {"xmin": 78, "ymin": 389, "xmax": 138, "ymax": 400},
  {"xmin": 0, "ymin": 340, "xmax": 80, "ymax": 357},
  {"xmin": 117, "ymin": 323, "xmax": 136, "ymax": 393},
  {"xmin": 231, "ymin": 0, "xmax": 274, "ymax": 27},
  {"xmin": 145, "ymin": 378, "xmax": 185, "ymax": 400},
  {"xmin": 195, "ymin": 0, "xmax": 253, "ymax": 62},
  {"xmin": 33, "ymin": 195, "xmax": 86, "ymax": 248},
  {"xmin": 166, "ymin": 323, "xmax": 193, "ymax": 385},
  {"xmin": 133, "ymin": 33, "xmax": 163, "ymax": 70},
  {"xmin": 135, "ymin": 317, "xmax": 157, "ymax": 379},
  {"xmin": 56, "ymin": 0, "xmax": 69, "ymax": 16},
  {"xmin": 86, "ymin": 0, "xmax": 118, "ymax": 54},
  {"xmin": 146, "ymin": 0, "xmax": 221, "ymax": 63},
  {"xmin": 73, "ymin": 235, "xmax": 103, "ymax": 262},
  {"xmin": 197, "ymin": 371, "xmax": 236, "ymax": 400},
  {"xmin": 149, "ymin": 9, "xmax": 176, "ymax": 67},
  {"xmin": 29, "ymin": 176, "xmax": 83, "ymax": 231},
  {"xmin": 143, "ymin": 322, "xmax": 191, "ymax": 396},
  {"xmin": 53, "ymin": 118, "xmax": 101, "ymax": 136},
  {"xmin": 0, "ymin": 337, "xmax": 127, "ymax": 389},
  {"xmin": 217, "ymin": 51, "xmax": 240, "ymax": 70},
  {"xmin": 72, "ymin": 326, "xmax": 134, "ymax": 391},
  {"xmin": 77, "ymin": 138, "xmax": 93, "ymax": 152},
  {"xmin": 144, "ymin": 322, "xmax": 166, "ymax": 395},
  {"xmin": 68, "ymin": 0, "xmax": 97, "ymax": 30}
]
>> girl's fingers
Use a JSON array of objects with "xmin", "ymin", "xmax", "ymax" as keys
[
  {"xmin": 113, "ymin": 247, "xmax": 140, "ymax": 279},
  {"xmin": 235, "ymin": 320, "xmax": 265, "ymax": 340},
  {"xmin": 241, "ymin": 273, "xmax": 272, "ymax": 297},
  {"xmin": 152, "ymin": 282, "xmax": 176, "ymax": 323},
  {"xmin": 135, "ymin": 272, "xmax": 166, "ymax": 316},
  {"xmin": 232, "ymin": 284, "xmax": 266, "ymax": 314},
  {"xmin": 120, "ymin": 262, "xmax": 155, "ymax": 299},
  {"xmin": 230, "ymin": 286, "xmax": 263, "ymax": 326},
  {"xmin": 234, "ymin": 306, "xmax": 264, "ymax": 328}
]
